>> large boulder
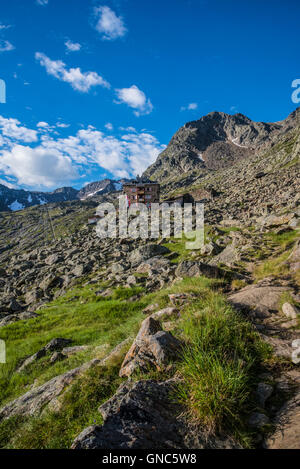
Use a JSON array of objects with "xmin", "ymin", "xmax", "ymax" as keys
[
  {"xmin": 228, "ymin": 282, "xmax": 291, "ymax": 317},
  {"xmin": 175, "ymin": 260, "xmax": 221, "ymax": 279},
  {"xmin": 71, "ymin": 379, "xmax": 186, "ymax": 449},
  {"xmin": 71, "ymin": 378, "xmax": 240, "ymax": 449},
  {"xmin": 209, "ymin": 244, "xmax": 241, "ymax": 266},
  {"xmin": 119, "ymin": 317, "xmax": 181, "ymax": 377},
  {"xmin": 129, "ymin": 245, "xmax": 170, "ymax": 267},
  {"xmin": 136, "ymin": 256, "xmax": 171, "ymax": 273}
]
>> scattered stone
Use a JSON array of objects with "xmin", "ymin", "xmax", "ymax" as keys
[
  {"xmin": 292, "ymin": 339, "xmax": 300, "ymax": 349},
  {"xmin": 280, "ymin": 319, "xmax": 298, "ymax": 329},
  {"xmin": 151, "ymin": 307, "xmax": 179, "ymax": 321},
  {"xmin": 168, "ymin": 293, "xmax": 194, "ymax": 306},
  {"xmin": 62, "ymin": 346, "xmax": 89, "ymax": 356},
  {"xmin": 282, "ymin": 302, "xmax": 299, "ymax": 319},
  {"xmin": 50, "ymin": 351, "xmax": 65, "ymax": 364},
  {"xmin": 0, "ymin": 312, "xmax": 38, "ymax": 328},
  {"xmin": 17, "ymin": 338, "xmax": 72, "ymax": 373},
  {"xmin": 129, "ymin": 245, "xmax": 170, "ymax": 267},
  {"xmin": 142, "ymin": 303, "xmax": 159, "ymax": 315},
  {"xmin": 200, "ymin": 242, "xmax": 219, "ymax": 256}
]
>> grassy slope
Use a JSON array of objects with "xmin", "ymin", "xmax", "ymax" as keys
[
  {"xmin": 0, "ymin": 275, "xmax": 271, "ymax": 448},
  {"xmin": 0, "ymin": 227, "xmax": 298, "ymax": 449}
]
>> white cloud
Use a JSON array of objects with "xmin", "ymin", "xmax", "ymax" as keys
[
  {"xmin": 115, "ymin": 85, "xmax": 153, "ymax": 116},
  {"xmin": 35, "ymin": 52, "xmax": 110, "ymax": 92},
  {"xmin": 180, "ymin": 102, "xmax": 198, "ymax": 111},
  {"xmin": 0, "ymin": 145, "xmax": 78, "ymax": 188},
  {"xmin": 0, "ymin": 178, "xmax": 16, "ymax": 189},
  {"xmin": 0, "ymin": 116, "xmax": 38, "ymax": 142},
  {"xmin": 56, "ymin": 122, "xmax": 70, "ymax": 128},
  {"xmin": 65, "ymin": 40, "xmax": 81, "ymax": 52},
  {"xmin": 0, "ymin": 114, "xmax": 165, "ymax": 188},
  {"xmin": 37, "ymin": 121, "xmax": 50, "ymax": 128},
  {"xmin": 0, "ymin": 23, "xmax": 12, "ymax": 30},
  {"xmin": 105, "ymin": 122, "xmax": 113, "ymax": 131},
  {"xmin": 93, "ymin": 6, "xmax": 127, "ymax": 40},
  {"xmin": 0, "ymin": 40, "xmax": 15, "ymax": 53},
  {"xmin": 36, "ymin": 0, "xmax": 49, "ymax": 5}
]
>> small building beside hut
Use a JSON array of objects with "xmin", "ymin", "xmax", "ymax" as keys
[{"xmin": 162, "ymin": 193, "xmax": 194, "ymax": 207}]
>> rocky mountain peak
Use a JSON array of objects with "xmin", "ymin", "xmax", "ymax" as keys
[{"xmin": 143, "ymin": 108, "xmax": 299, "ymax": 182}]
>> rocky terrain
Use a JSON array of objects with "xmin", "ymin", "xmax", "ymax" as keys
[
  {"xmin": 0, "ymin": 108, "xmax": 299, "ymax": 449},
  {"xmin": 144, "ymin": 107, "xmax": 300, "ymax": 184}
]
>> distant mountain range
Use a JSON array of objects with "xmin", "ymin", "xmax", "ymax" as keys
[
  {"xmin": 1, "ymin": 107, "xmax": 299, "ymax": 213},
  {"xmin": 0, "ymin": 179, "xmax": 124, "ymax": 212}
]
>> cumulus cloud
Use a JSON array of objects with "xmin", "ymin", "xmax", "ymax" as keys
[
  {"xmin": 0, "ymin": 145, "xmax": 78, "ymax": 188},
  {"xmin": 0, "ymin": 40, "xmax": 15, "ymax": 53},
  {"xmin": 0, "ymin": 114, "xmax": 165, "ymax": 189},
  {"xmin": 0, "ymin": 116, "xmax": 38, "ymax": 142},
  {"xmin": 35, "ymin": 52, "xmax": 110, "ymax": 92},
  {"xmin": 56, "ymin": 122, "xmax": 70, "ymax": 128},
  {"xmin": 93, "ymin": 6, "xmax": 127, "ymax": 40},
  {"xmin": 115, "ymin": 85, "xmax": 153, "ymax": 116},
  {"xmin": 105, "ymin": 122, "xmax": 113, "ymax": 131},
  {"xmin": 65, "ymin": 40, "xmax": 81, "ymax": 52},
  {"xmin": 180, "ymin": 102, "xmax": 198, "ymax": 111},
  {"xmin": 37, "ymin": 121, "xmax": 50, "ymax": 128}
]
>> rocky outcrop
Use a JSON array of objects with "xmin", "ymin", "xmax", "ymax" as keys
[
  {"xmin": 17, "ymin": 338, "xmax": 72, "ymax": 373},
  {"xmin": 0, "ymin": 358, "xmax": 102, "ymax": 421},
  {"xmin": 228, "ymin": 281, "xmax": 291, "ymax": 318},
  {"xmin": 264, "ymin": 380, "xmax": 300, "ymax": 449},
  {"xmin": 119, "ymin": 317, "xmax": 181, "ymax": 377},
  {"xmin": 71, "ymin": 378, "xmax": 240, "ymax": 449},
  {"xmin": 142, "ymin": 109, "xmax": 300, "ymax": 183}
]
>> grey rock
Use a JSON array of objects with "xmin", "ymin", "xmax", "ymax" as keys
[
  {"xmin": 119, "ymin": 317, "xmax": 181, "ymax": 377},
  {"xmin": 0, "ymin": 359, "xmax": 101, "ymax": 420},
  {"xmin": 282, "ymin": 302, "xmax": 299, "ymax": 319},
  {"xmin": 248, "ymin": 412, "xmax": 270, "ymax": 428},
  {"xmin": 175, "ymin": 261, "xmax": 221, "ymax": 279},
  {"xmin": 71, "ymin": 378, "xmax": 240, "ymax": 449},
  {"xmin": 256, "ymin": 382, "xmax": 273, "ymax": 408},
  {"xmin": 129, "ymin": 245, "xmax": 170, "ymax": 267},
  {"xmin": 0, "ymin": 311, "xmax": 38, "ymax": 328}
]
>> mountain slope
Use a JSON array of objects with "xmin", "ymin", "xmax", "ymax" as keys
[
  {"xmin": 0, "ymin": 185, "xmax": 79, "ymax": 213},
  {"xmin": 143, "ymin": 108, "xmax": 300, "ymax": 182}
]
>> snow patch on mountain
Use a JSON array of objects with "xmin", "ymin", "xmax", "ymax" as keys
[{"xmin": 8, "ymin": 200, "xmax": 25, "ymax": 211}]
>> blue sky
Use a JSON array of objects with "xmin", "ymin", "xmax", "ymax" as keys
[{"xmin": 0, "ymin": 0, "xmax": 299, "ymax": 191}]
